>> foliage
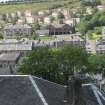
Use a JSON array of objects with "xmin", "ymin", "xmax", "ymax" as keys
[
  {"xmin": 32, "ymin": 34, "xmax": 38, "ymax": 40},
  {"xmin": 0, "ymin": 34, "xmax": 3, "ymax": 39},
  {"xmin": 79, "ymin": 11, "xmax": 105, "ymax": 35},
  {"xmin": 19, "ymin": 47, "xmax": 63, "ymax": 84},
  {"xmin": 78, "ymin": 20, "xmax": 91, "ymax": 35},
  {"xmin": 19, "ymin": 45, "xmax": 88, "ymax": 84},
  {"xmin": 87, "ymin": 54, "xmax": 105, "ymax": 75},
  {"xmin": 30, "ymin": 23, "xmax": 40, "ymax": 33},
  {"xmin": 94, "ymin": 27, "xmax": 102, "ymax": 35},
  {"xmin": 11, "ymin": 15, "xmax": 18, "ymax": 25},
  {"xmin": 80, "ymin": 0, "xmax": 101, "ymax": 6}
]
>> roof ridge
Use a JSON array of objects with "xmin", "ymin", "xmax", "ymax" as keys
[
  {"xmin": 32, "ymin": 76, "xmax": 65, "ymax": 87},
  {"xmin": 28, "ymin": 75, "xmax": 48, "ymax": 105},
  {"xmin": 0, "ymin": 75, "xmax": 29, "ymax": 77}
]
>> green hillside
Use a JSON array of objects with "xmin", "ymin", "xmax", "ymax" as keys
[
  {"xmin": 0, "ymin": 0, "xmax": 104, "ymax": 13},
  {"xmin": 0, "ymin": 0, "xmax": 70, "ymax": 13},
  {"xmin": 0, "ymin": 0, "xmax": 79, "ymax": 13}
]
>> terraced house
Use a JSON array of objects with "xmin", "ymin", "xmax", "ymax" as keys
[{"xmin": 4, "ymin": 24, "xmax": 32, "ymax": 36}]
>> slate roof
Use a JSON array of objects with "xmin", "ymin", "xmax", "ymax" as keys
[
  {"xmin": 0, "ymin": 53, "xmax": 20, "ymax": 62},
  {"xmin": 0, "ymin": 75, "xmax": 105, "ymax": 105},
  {"xmin": 0, "ymin": 75, "xmax": 65, "ymax": 105}
]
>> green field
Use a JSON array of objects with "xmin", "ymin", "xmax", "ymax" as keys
[{"xmin": 0, "ymin": 0, "xmax": 70, "ymax": 13}]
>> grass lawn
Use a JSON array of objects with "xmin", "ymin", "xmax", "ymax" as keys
[{"xmin": 38, "ymin": 35, "xmax": 55, "ymax": 41}]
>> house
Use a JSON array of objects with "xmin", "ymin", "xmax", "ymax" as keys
[
  {"xmin": 44, "ymin": 16, "xmax": 52, "ymax": 24},
  {"xmin": 4, "ymin": 24, "xmax": 32, "ymax": 36},
  {"xmin": 102, "ymin": 27, "xmax": 105, "ymax": 39},
  {"xmin": 0, "ymin": 75, "xmax": 105, "ymax": 105},
  {"xmin": 38, "ymin": 11, "xmax": 45, "ymax": 16},
  {"xmin": 62, "ymin": 8, "xmax": 70, "ymax": 19},
  {"xmin": 46, "ymin": 23, "xmax": 75, "ymax": 35},
  {"xmin": 96, "ymin": 39, "xmax": 105, "ymax": 54},
  {"xmin": 0, "ymin": 52, "xmax": 21, "ymax": 74},
  {"xmin": 16, "ymin": 11, "xmax": 22, "ymax": 18},
  {"xmin": 52, "ymin": 12, "xmax": 60, "ymax": 18},
  {"xmin": 97, "ymin": 5, "xmax": 105, "ymax": 11},
  {"xmin": 24, "ymin": 10, "xmax": 32, "ymax": 17},
  {"xmin": 0, "ymin": 39, "xmax": 32, "ymax": 53},
  {"xmin": 52, "ymin": 35, "xmax": 85, "ymax": 48},
  {"xmin": 63, "ymin": 19, "xmax": 76, "ymax": 26},
  {"xmin": 25, "ymin": 15, "xmax": 42, "ymax": 24},
  {"xmin": 85, "ymin": 40, "xmax": 96, "ymax": 53},
  {"xmin": 25, "ymin": 16, "xmax": 35, "ymax": 24},
  {"xmin": 86, "ymin": 7, "xmax": 93, "ymax": 15},
  {"xmin": 16, "ymin": 18, "xmax": 25, "ymax": 25},
  {"xmin": 0, "ymin": 52, "xmax": 20, "ymax": 66}
]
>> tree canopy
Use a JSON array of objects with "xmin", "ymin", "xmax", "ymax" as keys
[
  {"xmin": 80, "ymin": 0, "xmax": 101, "ymax": 6},
  {"xmin": 19, "ymin": 45, "xmax": 88, "ymax": 84}
]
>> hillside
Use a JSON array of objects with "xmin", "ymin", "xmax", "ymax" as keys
[
  {"xmin": 0, "ymin": 0, "xmax": 79, "ymax": 13},
  {"xmin": 0, "ymin": 0, "xmax": 104, "ymax": 13},
  {"xmin": 0, "ymin": 0, "xmax": 71, "ymax": 13}
]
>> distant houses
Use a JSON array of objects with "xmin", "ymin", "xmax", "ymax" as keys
[
  {"xmin": 96, "ymin": 39, "xmax": 105, "ymax": 54},
  {"xmin": 4, "ymin": 24, "xmax": 32, "ymax": 36}
]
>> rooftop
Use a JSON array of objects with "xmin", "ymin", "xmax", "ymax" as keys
[
  {"xmin": 4, "ymin": 24, "xmax": 32, "ymax": 29},
  {"xmin": 0, "ymin": 75, "xmax": 105, "ymax": 105},
  {"xmin": 0, "ymin": 53, "xmax": 20, "ymax": 62}
]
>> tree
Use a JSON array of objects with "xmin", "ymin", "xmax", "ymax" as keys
[
  {"xmin": 32, "ymin": 34, "xmax": 38, "ymax": 40},
  {"xmin": 19, "ymin": 45, "xmax": 88, "ymax": 84},
  {"xmin": 0, "ymin": 34, "xmax": 3, "ymax": 39},
  {"xmin": 80, "ymin": 0, "xmax": 101, "ymax": 6},
  {"xmin": 19, "ymin": 47, "xmax": 63, "ymax": 84},
  {"xmin": 57, "ymin": 45, "xmax": 88, "ymax": 84},
  {"xmin": 94, "ymin": 27, "xmax": 102, "ymax": 35},
  {"xmin": 31, "ymin": 23, "xmax": 40, "ymax": 33},
  {"xmin": 87, "ymin": 54, "xmax": 105, "ymax": 74},
  {"xmin": 78, "ymin": 20, "xmax": 90, "ymax": 35},
  {"xmin": 11, "ymin": 15, "xmax": 18, "ymax": 25}
]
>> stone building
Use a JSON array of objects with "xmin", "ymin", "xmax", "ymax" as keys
[
  {"xmin": 4, "ymin": 24, "xmax": 32, "ymax": 36},
  {"xmin": 45, "ymin": 23, "xmax": 75, "ymax": 35}
]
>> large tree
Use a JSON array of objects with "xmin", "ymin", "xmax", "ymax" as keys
[
  {"xmin": 57, "ymin": 45, "xmax": 88, "ymax": 84},
  {"xmin": 19, "ymin": 47, "xmax": 63, "ymax": 83},
  {"xmin": 19, "ymin": 45, "xmax": 88, "ymax": 84},
  {"xmin": 88, "ymin": 54, "xmax": 105, "ymax": 74}
]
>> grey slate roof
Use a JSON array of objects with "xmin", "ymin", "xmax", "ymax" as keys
[
  {"xmin": 0, "ymin": 53, "xmax": 20, "ymax": 62},
  {"xmin": 0, "ymin": 75, "xmax": 105, "ymax": 105},
  {"xmin": 0, "ymin": 75, "xmax": 65, "ymax": 105}
]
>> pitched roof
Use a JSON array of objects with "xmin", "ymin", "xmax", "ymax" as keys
[
  {"xmin": 0, "ymin": 75, "xmax": 65, "ymax": 105},
  {"xmin": 0, "ymin": 53, "xmax": 20, "ymax": 62},
  {"xmin": 0, "ymin": 75, "xmax": 105, "ymax": 105}
]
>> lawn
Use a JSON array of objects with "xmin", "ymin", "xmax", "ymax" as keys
[{"xmin": 38, "ymin": 35, "xmax": 55, "ymax": 41}]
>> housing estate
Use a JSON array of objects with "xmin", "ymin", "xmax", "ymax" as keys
[{"xmin": 39, "ymin": 23, "xmax": 75, "ymax": 36}]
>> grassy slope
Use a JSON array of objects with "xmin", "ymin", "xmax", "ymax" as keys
[{"xmin": 0, "ymin": 0, "xmax": 69, "ymax": 13}]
